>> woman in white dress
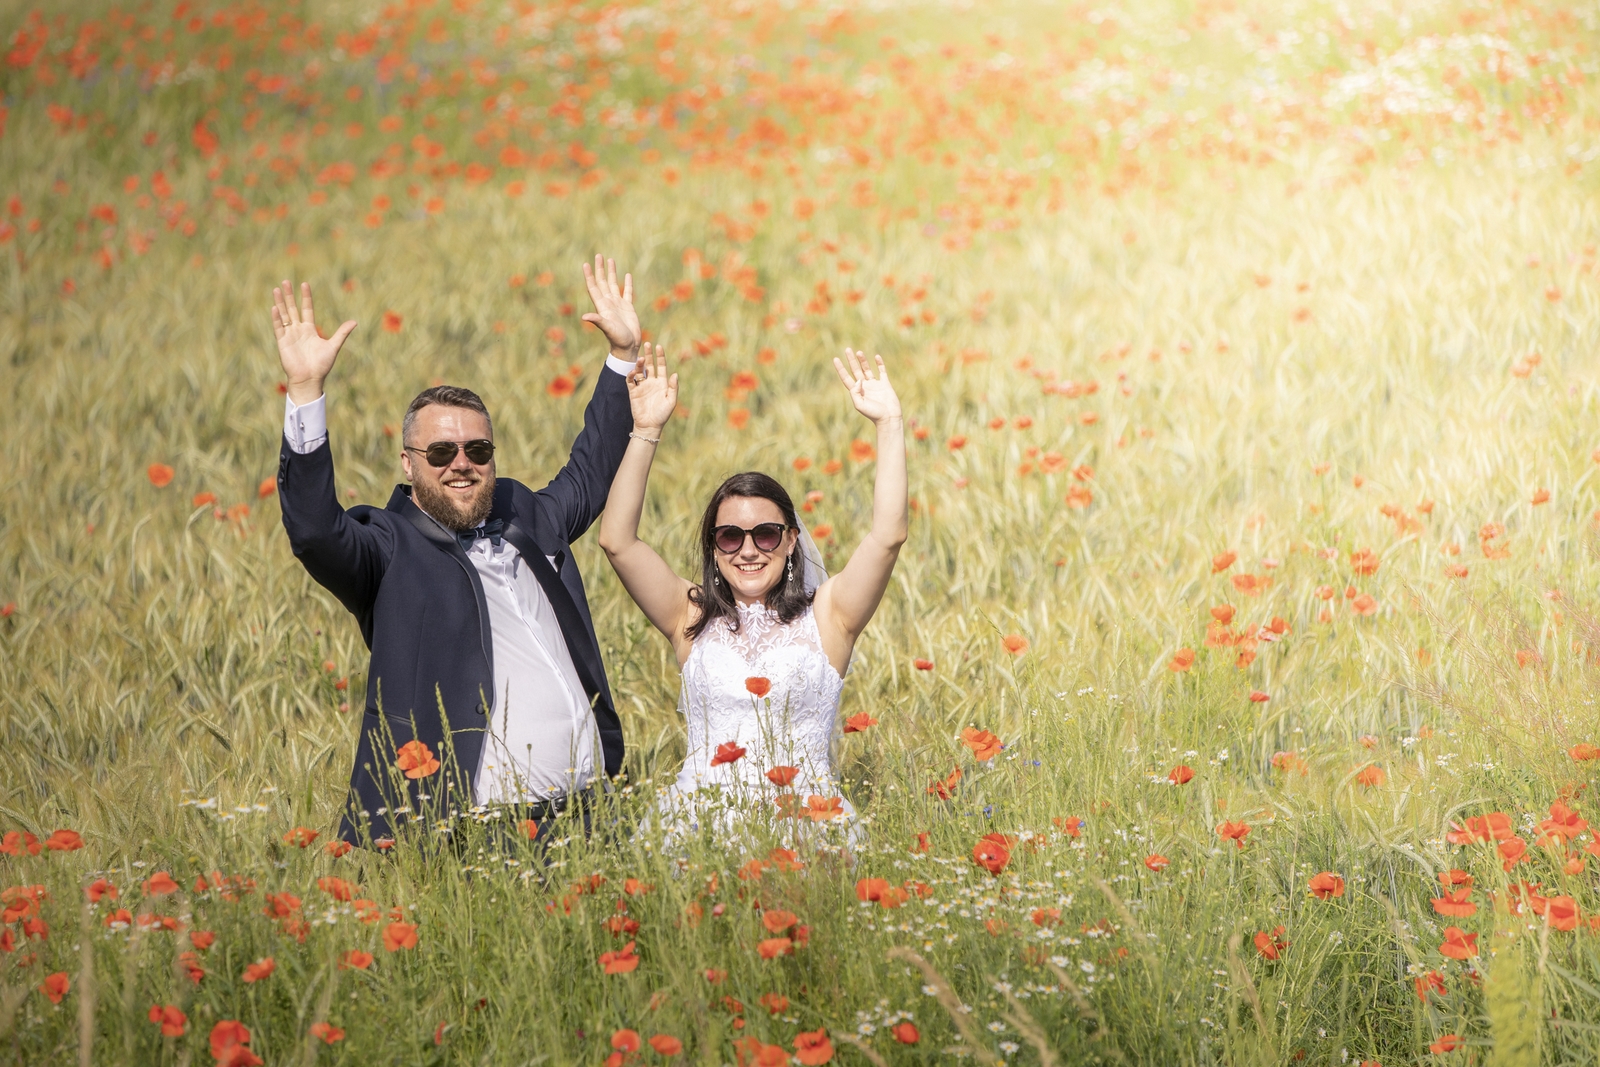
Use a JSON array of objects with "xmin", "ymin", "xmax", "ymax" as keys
[{"xmin": 597, "ymin": 346, "xmax": 907, "ymax": 845}]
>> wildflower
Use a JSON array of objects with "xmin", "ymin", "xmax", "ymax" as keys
[
  {"xmin": 1446, "ymin": 812, "xmax": 1513, "ymax": 844},
  {"xmin": 1248, "ymin": 690, "xmax": 1270, "ymax": 703},
  {"xmin": 1414, "ymin": 971, "xmax": 1446, "ymax": 1001},
  {"xmin": 1351, "ymin": 593, "xmax": 1377, "ymax": 616},
  {"xmin": 758, "ymin": 993, "xmax": 789, "ymax": 1015},
  {"xmin": 144, "ymin": 871, "xmax": 179, "ymax": 896},
  {"xmin": 383, "ymin": 921, "xmax": 418, "ymax": 952},
  {"xmin": 765, "ymin": 766, "xmax": 798, "ymax": 787},
  {"xmin": 39, "ymin": 972, "xmax": 68, "ymax": 1004},
  {"xmin": 1169, "ymin": 648, "xmax": 1196, "ymax": 672},
  {"xmin": 1212, "ymin": 552, "xmax": 1237, "ymax": 572},
  {"xmin": 548, "ymin": 376, "xmax": 575, "ymax": 398},
  {"xmin": 1432, "ymin": 887, "xmax": 1476, "ymax": 918},
  {"xmin": 282, "ymin": 827, "xmax": 319, "ymax": 848},
  {"xmin": 1308, "ymin": 872, "xmax": 1345, "ymax": 900},
  {"xmin": 650, "ymin": 1034, "xmax": 684, "ymax": 1055},
  {"xmin": 1002, "ymin": 634, "xmax": 1029, "ymax": 655},
  {"xmin": 1169, "ymin": 765, "xmax": 1195, "ymax": 785},
  {"xmin": 241, "ymin": 958, "xmax": 275, "ymax": 983},
  {"xmin": 340, "ymin": 950, "xmax": 373, "ymax": 970},
  {"xmin": 1054, "ymin": 816, "xmax": 1083, "ymax": 838},
  {"xmin": 757, "ymin": 937, "xmax": 794, "ymax": 959},
  {"xmin": 382, "ymin": 311, "xmax": 402, "ymax": 333},
  {"xmin": 913, "ymin": 658, "xmax": 934, "ymax": 670},
  {"xmin": 891, "ymin": 1022, "xmax": 920, "ymax": 1044},
  {"xmin": 325, "ymin": 840, "xmax": 353, "ymax": 857},
  {"xmin": 843, "ymin": 713, "xmax": 877, "ymax": 733},
  {"xmin": 177, "ymin": 950, "xmax": 205, "ymax": 984},
  {"xmin": 1355, "ymin": 765, "xmax": 1386, "ymax": 788},
  {"xmin": 310, "ymin": 1022, "xmax": 345, "ymax": 1044},
  {"xmin": 1031, "ymin": 908, "xmax": 1061, "ymax": 927},
  {"xmin": 189, "ymin": 931, "xmax": 214, "ymax": 951},
  {"xmin": 1349, "ymin": 548, "xmax": 1379, "ymax": 575},
  {"xmin": 1253, "ymin": 927, "xmax": 1289, "ymax": 960},
  {"xmin": 1499, "ymin": 837, "xmax": 1529, "ymax": 871},
  {"xmin": 960, "ymin": 727, "xmax": 1004, "ymax": 760},
  {"xmin": 927, "ymin": 768, "xmax": 962, "ymax": 799},
  {"xmin": 86, "ymin": 879, "xmax": 117, "ymax": 903},
  {"xmin": 794, "ymin": 1029, "xmax": 834, "ymax": 1065},
  {"xmin": 148, "ymin": 1004, "xmax": 187, "ymax": 1037},
  {"xmin": 599, "ymin": 941, "xmax": 640, "ymax": 974},
  {"xmin": 1144, "ymin": 854, "xmax": 1170, "ymax": 871},
  {"xmin": 1570, "ymin": 743, "xmax": 1600, "ymax": 761},
  {"xmin": 147, "ymin": 463, "xmax": 175, "ymax": 487},
  {"xmin": 1438, "ymin": 927, "xmax": 1478, "ymax": 960},
  {"xmin": 317, "ymin": 877, "xmax": 356, "ymax": 902},
  {"xmin": 711, "ymin": 742, "xmax": 747, "ymax": 766},
  {"xmin": 0, "ymin": 832, "xmax": 40, "ymax": 856},
  {"xmin": 803, "ymin": 796, "xmax": 844, "ymax": 821},
  {"xmin": 1429, "ymin": 1034, "xmax": 1463, "ymax": 1054},
  {"xmin": 1216, "ymin": 822, "xmax": 1250, "ymax": 849},
  {"xmin": 44, "ymin": 829, "xmax": 84, "ymax": 851},
  {"xmin": 972, "ymin": 833, "xmax": 1013, "ymax": 874},
  {"xmin": 210, "ymin": 1020, "xmax": 262, "ymax": 1067},
  {"xmin": 1546, "ymin": 895, "xmax": 1579, "ymax": 931},
  {"xmin": 1539, "ymin": 801, "xmax": 1588, "ymax": 843},
  {"xmin": 913, "ymin": 831, "xmax": 931, "ymax": 853},
  {"xmin": 395, "ymin": 739, "xmax": 440, "ymax": 779}
]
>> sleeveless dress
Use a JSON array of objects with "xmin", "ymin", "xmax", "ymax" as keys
[{"xmin": 649, "ymin": 601, "xmax": 860, "ymax": 846}]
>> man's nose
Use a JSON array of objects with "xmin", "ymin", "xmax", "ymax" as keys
[{"xmin": 449, "ymin": 449, "xmax": 474, "ymax": 473}]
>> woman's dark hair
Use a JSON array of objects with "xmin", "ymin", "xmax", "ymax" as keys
[{"xmin": 685, "ymin": 471, "xmax": 812, "ymax": 641}]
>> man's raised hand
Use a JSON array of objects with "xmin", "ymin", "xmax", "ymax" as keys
[
  {"xmin": 580, "ymin": 254, "xmax": 641, "ymax": 358},
  {"xmin": 273, "ymin": 280, "xmax": 357, "ymax": 405}
]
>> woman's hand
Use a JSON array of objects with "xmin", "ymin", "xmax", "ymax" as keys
[
  {"xmin": 833, "ymin": 348, "xmax": 901, "ymax": 423},
  {"xmin": 272, "ymin": 280, "xmax": 357, "ymax": 405},
  {"xmin": 581, "ymin": 254, "xmax": 641, "ymax": 357},
  {"xmin": 628, "ymin": 343, "xmax": 679, "ymax": 432}
]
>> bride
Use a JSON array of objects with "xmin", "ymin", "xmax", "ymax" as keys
[{"xmin": 597, "ymin": 345, "xmax": 906, "ymax": 843}]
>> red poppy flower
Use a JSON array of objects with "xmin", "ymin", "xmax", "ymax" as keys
[
  {"xmin": 712, "ymin": 741, "xmax": 747, "ymax": 766},
  {"xmin": 1053, "ymin": 816, "xmax": 1083, "ymax": 837},
  {"xmin": 44, "ymin": 829, "xmax": 84, "ymax": 851},
  {"xmin": 756, "ymin": 937, "xmax": 794, "ymax": 959},
  {"xmin": 395, "ymin": 739, "xmax": 440, "ymax": 779},
  {"xmin": 325, "ymin": 840, "xmax": 353, "ymax": 857},
  {"xmin": 1253, "ymin": 926, "xmax": 1289, "ymax": 960},
  {"xmin": 147, "ymin": 463, "xmax": 175, "ymax": 487},
  {"xmin": 1414, "ymin": 970, "xmax": 1446, "ymax": 1001},
  {"xmin": 86, "ymin": 879, "xmax": 117, "ymax": 903},
  {"xmin": 144, "ymin": 871, "xmax": 179, "ymax": 896},
  {"xmin": 765, "ymin": 766, "xmax": 798, "ymax": 787},
  {"xmin": 794, "ymin": 1029, "xmax": 834, "ymax": 1066},
  {"xmin": 1438, "ymin": 927, "xmax": 1478, "ymax": 960},
  {"xmin": 913, "ymin": 658, "xmax": 934, "ymax": 670},
  {"xmin": 310, "ymin": 1022, "xmax": 344, "ymax": 1044},
  {"xmin": 960, "ymin": 727, "xmax": 1004, "ymax": 760},
  {"xmin": 1248, "ymin": 690, "xmax": 1270, "ymax": 703},
  {"xmin": 1308, "ymin": 872, "xmax": 1345, "ymax": 900},
  {"xmin": 1216, "ymin": 821, "xmax": 1250, "ymax": 848},
  {"xmin": 927, "ymin": 768, "xmax": 962, "ymax": 799},
  {"xmin": 1002, "ymin": 634, "xmax": 1029, "ymax": 655},
  {"xmin": 1432, "ymin": 888, "xmax": 1476, "ymax": 918},
  {"xmin": 241, "ymin": 958, "xmax": 275, "ymax": 983},
  {"xmin": 340, "ymin": 950, "xmax": 373, "ymax": 970},
  {"xmin": 1169, "ymin": 765, "xmax": 1195, "ymax": 785},
  {"xmin": 972, "ymin": 832, "xmax": 1013, "ymax": 874},
  {"xmin": 1499, "ymin": 837, "xmax": 1529, "ymax": 871},
  {"xmin": 803, "ymin": 796, "xmax": 844, "ymax": 821},
  {"xmin": 745, "ymin": 677, "xmax": 772, "ymax": 697},
  {"xmin": 843, "ymin": 713, "xmax": 877, "ymax": 733},
  {"xmin": 1144, "ymin": 854, "xmax": 1170, "ymax": 872},
  {"xmin": 282, "ymin": 827, "xmax": 319, "ymax": 848},
  {"xmin": 39, "ymin": 972, "xmax": 68, "ymax": 1004},
  {"xmin": 383, "ymin": 921, "xmax": 418, "ymax": 952},
  {"xmin": 891, "ymin": 1022, "xmax": 919, "ymax": 1044},
  {"xmin": 599, "ymin": 941, "xmax": 640, "ymax": 974},
  {"xmin": 1429, "ymin": 1034, "xmax": 1463, "ymax": 1054},
  {"xmin": 1570, "ymin": 743, "xmax": 1600, "ymax": 761},
  {"xmin": 1169, "ymin": 648, "xmax": 1196, "ymax": 672},
  {"xmin": 650, "ymin": 1035, "xmax": 684, "ymax": 1055},
  {"xmin": 148, "ymin": 1004, "xmax": 187, "ymax": 1037},
  {"xmin": 913, "ymin": 831, "xmax": 931, "ymax": 853},
  {"xmin": 210, "ymin": 1020, "xmax": 258, "ymax": 1065},
  {"xmin": 1539, "ymin": 801, "xmax": 1588, "ymax": 842},
  {"xmin": 382, "ymin": 311, "xmax": 402, "ymax": 332},
  {"xmin": 1355, "ymin": 765, "xmax": 1386, "ymax": 787},
  {"xmin": 1212, "ymin": 551, "xmax": 1237, "ymax": 572}
]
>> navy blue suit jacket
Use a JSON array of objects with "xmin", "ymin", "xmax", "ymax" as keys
[{"xmin": 277, "ymin": 370, "xmax": 630, "ymax": 845}]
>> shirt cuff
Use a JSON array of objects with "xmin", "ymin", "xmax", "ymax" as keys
[
  {"xmin": 605, "ymin": 354, "xmax": 638, "ymax": 377},
  {"xmin": 284, "ymin": 394, "xmax": 328, "ymax": 454}
]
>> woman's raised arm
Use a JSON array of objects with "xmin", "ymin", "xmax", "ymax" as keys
[
  {"xmin": 815, "ymin": 349, "xmax": 907, "ymax": 671},
  {"xmin": 596, "ymin": 345, "xmax": 697, "ymax": 660}
]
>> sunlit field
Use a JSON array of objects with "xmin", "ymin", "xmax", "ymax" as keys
[{"xmin": 3, "ymin": 0, "xmax": 1600, "ymax": 1062}]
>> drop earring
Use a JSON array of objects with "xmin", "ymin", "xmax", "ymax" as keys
[{"xmin": 786, "ymin": 553, "xmax": 794, "ymax": 582}]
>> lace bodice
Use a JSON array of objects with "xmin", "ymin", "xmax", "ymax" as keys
[{"xmin": 673, "ymin": 601, "xmax": 845, "ymax": 795}]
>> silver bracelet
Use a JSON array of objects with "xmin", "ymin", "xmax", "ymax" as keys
[{"xmin": 628, "ymin": 432, "xmax": 661, "ymax": 445}]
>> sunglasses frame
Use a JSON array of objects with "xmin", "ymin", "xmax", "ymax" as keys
[
  {"xmin": 405, "ymin": 439, "xmax": 496, "ymax": 468},
  {"xmin": 712, "ymin": 522, "xmax": 790, "ymax": 555}
]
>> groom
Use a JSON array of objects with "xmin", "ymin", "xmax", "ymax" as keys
[{"xmin": 273, "ymin": 256, "xmax": 649, "ymax": 849}]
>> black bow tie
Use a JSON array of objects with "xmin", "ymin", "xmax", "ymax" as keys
[{"xmin": 456, "ymin": 518, "xmax": 504, "ymax": 552}]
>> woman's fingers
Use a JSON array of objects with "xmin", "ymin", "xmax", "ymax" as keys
[
  {"xmin": 831, "ymin": 356, "xmax": 856, "ymax": 391},
  {"xmin": 873, "ymin": 353, "xmax": 889, "ymax": 383},
  {"xmin": 300, "ymin": 281, "xmax": 316, "ymax": 327}
]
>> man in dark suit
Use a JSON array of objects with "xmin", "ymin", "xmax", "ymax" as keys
[{"xmin": 272, "ymin": 256, "xmax": 663, "ymax": 849}]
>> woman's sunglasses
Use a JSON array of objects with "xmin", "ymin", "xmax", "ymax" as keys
[
  {"xmin": 712, "ymin": 523, "xmax": 789, "ymax": 554},
  {"xmin": 405, "ymin": 440, "xmax": 495, "ymax": 467}
]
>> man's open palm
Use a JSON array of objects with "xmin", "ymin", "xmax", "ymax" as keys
[
  {"xmin": 273, "ymin": 280, "xmax": 356, "ymax": 401},
  {"xmin": 581, "ymin": 255, "xmax": 640, "ymax": 355}
]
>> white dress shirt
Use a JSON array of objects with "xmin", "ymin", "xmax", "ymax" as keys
[{"xmin": 283, "ymin": 354, "xmax": 637, "ymax": 803}]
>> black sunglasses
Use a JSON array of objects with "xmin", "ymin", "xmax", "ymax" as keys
[
  {"xmin": 712, "ymin": 522, "xmax": 789, "ymax": 554},
  {"xmin": 405, "ymin": 439, "xmax": 495, "ymax": 467}
]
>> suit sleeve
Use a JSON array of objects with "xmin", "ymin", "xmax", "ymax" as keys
[
  {"xmin": 533, "ymin": 363, "xmax": 632, "ymax": 544},
  {"xmin": 277, "ymin": 436, "xmax": 394, "ymax": 624}
]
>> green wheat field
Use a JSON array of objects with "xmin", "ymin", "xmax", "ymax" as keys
[{"xmin": 2, "ymin": 0, "xmax": 1600, "ymax": 1063}]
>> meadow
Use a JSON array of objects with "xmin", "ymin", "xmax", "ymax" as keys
[{"xmin": 2, "ymin": 0, "xmax": 1600, "ymax": 1062}]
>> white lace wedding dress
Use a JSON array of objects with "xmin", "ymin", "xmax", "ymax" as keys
[{"xmin": 650, "ymin": 600, "xmax": 860, "ymax": 845}]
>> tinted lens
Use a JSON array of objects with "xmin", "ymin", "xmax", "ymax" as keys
[
  {"xmin": 750, "ymin": 523, "xmax": 786, "ymax": 552},
  {"xmin": 422, "ymin": 440, "xmax": 495, "ymax": 466},
  {"xmin": 713, "ymin": 525, "xmax": 747, "ymax": 554},
  {"xmin": 424, "ymin": 443, "xmax": 459, "ymax": 467},
  {"xmin": 462, "ymin": 440, "xmax": 495, "ymax": 464}
]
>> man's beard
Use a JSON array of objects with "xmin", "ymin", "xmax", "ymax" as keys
[{"xmin": 411, "ymin": 469, "xmax": 495, "ymax": 532}]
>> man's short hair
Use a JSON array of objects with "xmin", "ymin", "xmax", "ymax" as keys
[{"xmin": 402, "ymin": 385, "xmax": 493, "ymax": 446}]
